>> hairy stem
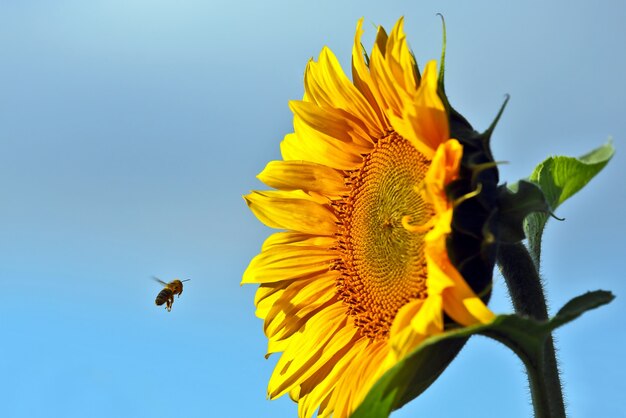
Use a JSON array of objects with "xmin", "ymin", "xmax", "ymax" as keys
[{"xmin": 497, "ymin": 242, "xmax": 566, "ymax": 418}]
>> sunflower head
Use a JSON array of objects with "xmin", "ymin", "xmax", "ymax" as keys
[{"xmin": 243, "ymin": 17, "xmax": 500, "ymax": 418}]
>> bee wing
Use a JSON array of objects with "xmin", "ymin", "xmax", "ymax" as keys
[{"xmin": 152, "ymin": 276, "xmax": 169, "ymax": 286}]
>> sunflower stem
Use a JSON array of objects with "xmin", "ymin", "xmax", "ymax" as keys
[{"xmin": 496, "ymin": 242, "xmax": 566, "ymax": 418}]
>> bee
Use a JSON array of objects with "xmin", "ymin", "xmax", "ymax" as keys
[{"xmin": 153, "ymin": 277, "xmax": 190, "ymax": 312}]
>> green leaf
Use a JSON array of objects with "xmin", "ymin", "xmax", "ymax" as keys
[
  {"xmin": 525, "ymin": 141, "xmax": 614, "ymax": 267},
  {"xmin": 529, "ymin": 141, "xmax": 614, "ymax": 207},
  {"xmin": 351, "ymin": 290, "xmax": 614, "ymax": 418},
  {"xmin": 553, "ymin": 290, "xmax": 615, "ymax": 326}
]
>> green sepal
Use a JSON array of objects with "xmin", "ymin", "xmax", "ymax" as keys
[
  {"xmin": 436, "ymin": 13, "xmax": 473, "ymax": 141},
  {"xmin": 351, "ymin": 290, "xmax": 614, "ymax": 418},
  {"xmin": 524, "ymin": 141, "xmax": 614, "ymax": 267},
  {"xmin": 495, "ymin": 180, "xmax": 551, "ymax": 243}
]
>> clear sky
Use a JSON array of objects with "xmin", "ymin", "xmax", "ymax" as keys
[{"xmin": 1, "ymin": 1, "xmax": 625, "ymax": 417}]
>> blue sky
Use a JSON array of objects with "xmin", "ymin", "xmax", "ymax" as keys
[{"xmin": 1, "ymin": 1, "xmax": 625, "ymax": 417}]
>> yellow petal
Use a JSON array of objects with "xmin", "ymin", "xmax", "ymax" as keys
[
  {"xmin": 443, "ymin": 277, "xmax": 495, "ymax": 325},
  {"xmin": 368, "ymin": 43, "xmax": 404, "ymax": 118},
  {"xmin": 304, "ymin": 47, "xmax": 384, "ymax": 139},
  {"xmin": 242, "ymin": 245, "xmax": 337, "ymax": 284},
  {"xmin": 411, "ymin": 60, "xmax": 449, "ymax": 150},
  {"xmin": 298, "ymin": 337, "xmax": 369, "ymax": 418},
  {"xmin": 280, "ymin": 121, "xmax": 364, "ymax": 170},
  {"xmin": 261, "ymin": 231, "xmax": 336, "ymax": 252},
  {"xmin": 387, "ymin": 298, "xmax": 429, "ymax": 360},
  {"xmin": 280, "ymin": 133, "xmax": 304, "ymax": 161},
  {"xmin": 351, "ymin": 19, "xmax": 388, "ymax": 128},
  {"xmin": 374, "ymin": 25, "xmax": 388, "ymax": 55},
  {"xmin": 290, "ymin": 100, "xmax": 374, "ymax": 148},
  {"xmin": 332, "ymin": 341, "xmax": 387, "ymax": 417},
  {"xmin": 386, "ymin": 17, "xmax": 419, "ymax": 96},
  {"xmin": 267, "ymin": 337, "xmax": 291, "ymax": 359},
  {"xmin": 244, "ymin": 190, "xmax": 337, "ymax": 235},
  {"xmin": 426, "ymin": 228, "xmax": 494, "ymax": 326},
  {"xmin": 294, "ymin": 115, "xmax": 366, "ymax": 169},
  {"xmin": 386, "ymin": 61, "xmax": 448, "ymax": 158},
  {"xmin": 258, "ymin": 160, "xmax": 348, "ymax": 196},
  {"xmin": 268, "ymin": 303, "xmax": 353, "ymax": 399},
  {"xmin": 372, "ymin": 17, "xmax": 420, "ymax": 111},
  {"xmin": 410, "ymin": 294, "xmax": 444, "ymax": 336},
  {"xmin": 389, "ymin": 298, "xmax": 424, "ymax": 337},
  {"xmin": 264, "ymin": 271, "xmax": 339, "ymax": 340},
  {"xmin": 423, "ymin": 139, "xmax": 463, "ymax": 213},
  {"xmin": 255, "ymin": 283, "xmax": 286, "ymax": 318}
]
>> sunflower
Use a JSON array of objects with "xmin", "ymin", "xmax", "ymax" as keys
[{"xmin": 243, "ymin": 17, "xmax": 499, "ymax": 418}]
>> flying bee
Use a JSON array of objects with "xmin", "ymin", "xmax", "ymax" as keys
[{"xmin": 153, "ymin": 277, "xmax": 190, "ymax": 312}]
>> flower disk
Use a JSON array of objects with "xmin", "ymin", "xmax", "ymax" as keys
[
  {"xmin": 243, "ymin": 17, "xmax": 497, "ymax": 418},
  {"xmin": 335, "ymin": 133, "xmax": 432, "ymax": 341}
]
